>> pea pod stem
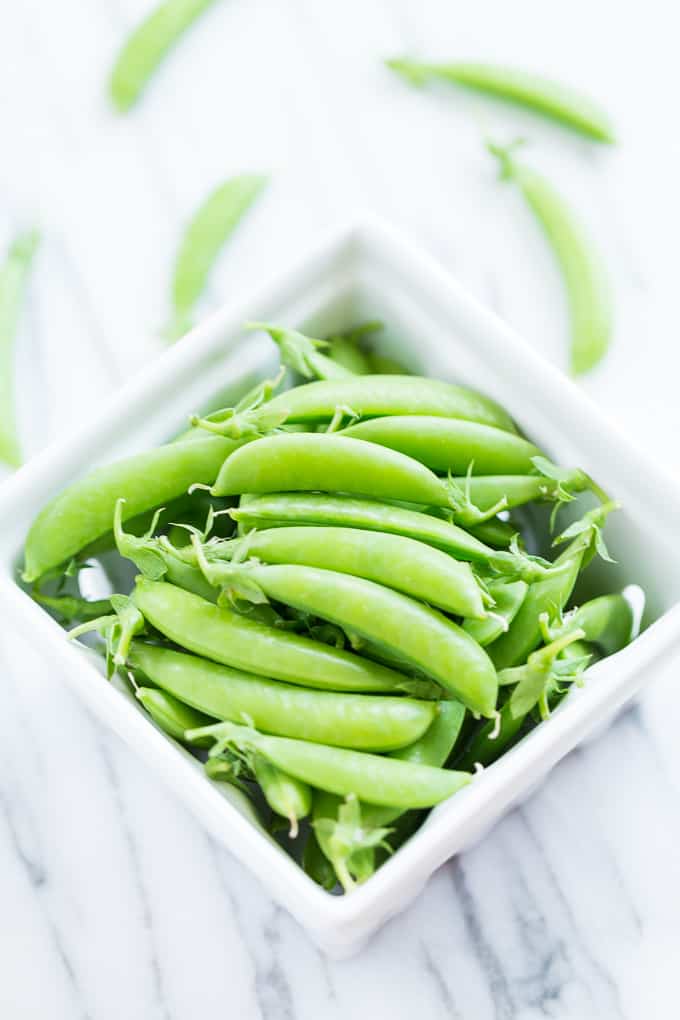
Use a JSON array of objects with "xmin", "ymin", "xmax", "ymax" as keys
[
  {"xmin": 249, "ymin": 322, "xmax": 355, "ymax": 381},
  {"xmin": 0, "ymin": 230, "xmax": 39, "ymax": 468},
  {"xmin": 386, "ymin": 58, "xmax": 615, "ymax": 143},
  {"xmin": 165, "ymin": 175, "xmax": 267, "ymax": 340},
  {"xmin": 110, "ymin": 0, "xmax": 221, "ymax": 112},
  {"xmin": 488, "ymin": 140, "xmax": 612, "ymax": 375}
]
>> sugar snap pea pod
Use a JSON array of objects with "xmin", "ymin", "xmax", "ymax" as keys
[
  {"xmin": 314, "ymin": 701, "xmax": 466, "ymax": 889},
  {"xmin": 136, "ymin": 687, "xmax": 215, "ymax": 746},
  {"xmin": 230, "ymin": 493, "xmax": 547, "ymax": 582},
  {"xmin": 545, "ymin": 592, "xmax": 634, "ymax": 657},
  {"xmin": 195, "ymin": 374, "xmax": 517, "ymax": 438},
  {"xmin": 489, "ymin": 501, "xmax": 618, "ymax": 670},
  {"xmin": 129, "ymin": 642, "xmax": 435, "ymax": 750},
  {"xmin": 303, "ymin": 828, "xmax": 337, "ymax": 890},
  {"xmin": 231, "ymin": 493, "xmax": 504, "ymax": 561},
  {"xmin": 190, "ymin": 721, "xmax": 472, "ymax": 809},
  {"xmin": 489, "ymin": 141, "xmax": 612, "ymax": 375},
  {"xmin": 191, "ymin": 525, "xmax": 487, "ymax": 617},
  {"xmin": 166, "ymin": 175, "xmax": 267, "ymax": 339},
  {"xmin": 386, "ymin": 58, "xmax": 615, "ymax": 143},
  {"xmin": 0, "ymin": 230, "xmax": 39, "ymax": 467},
  {"xmin": 456, "ymin": 631, "xmax": 586, "ymax": 769},
  {"xmin": 195, "ymin": 554, "xmax": 498, "ymax": 716},
  {"xmin": 250, "ymin": 755, "xmax": 311, "ymax": 837},
  {"xmin": 33, "ymin": 593, "xmax": 113, "ymax": 624},
  {"xmin": 340, "ymin": 416, "xmax": 541, "ymax": 474},
  {"xmin": 249, "ymin": 322, "xmax": 355, "ymax": 381},
  {"xmin": 466, "ymin": 518, "xmax": 515, "ymax": 548},
  {"xmin": 132, "ymin": 579, "xmax": 418, "ymax": 695},
  {"xmin": 22, "ymin": 435, "xmax": 244, "ymax": 583},
  {"xmin": 464, "ymin": 579, "xmax": 528, "ymax": 646},
  {"xmin": 212, "ymin": 433, "xmax": 457, "ymax": 506},
  {"xmin": 110, "ymin": 0, "xmax": 221, "ymax": 112}
]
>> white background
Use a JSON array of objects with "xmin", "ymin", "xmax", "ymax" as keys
[{"xmin": 2, "ymin": 2, "xmax": 680, "ymax": 1017}]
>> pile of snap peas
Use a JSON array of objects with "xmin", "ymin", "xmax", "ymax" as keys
[{"xmin": 22, "ymin": 321, "xmax": 637, "ymax": 892}]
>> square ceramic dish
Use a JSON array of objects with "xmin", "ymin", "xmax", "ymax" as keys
[{"xmin": 2, "ymin": 217, "xmax": 680, "ymax": 958}]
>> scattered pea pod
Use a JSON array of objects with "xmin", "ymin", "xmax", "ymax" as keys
[
  {"xmin": 386, "ymin": 57, "xmax": 616, "ymax": 143},
  {"xmin": 166, "ymin": 175, "xmax": 267, "ymax": 339},
  {"xmin": 189, "ymin": 525, "xmax": 487, "ymax": 617},
  {"xmin": 489, "ymin": 141, "xmax": 612, "ymax": 375},
  {"xmin": 193, "ymin": 551, "xmax": 498, "ymax": 716},
  {"xmin": 190, "ymin": 721, "xmax": 472, "ymax": 809},
  {"xmin": 110, "ymin": 0, "xmax": 221, "ymax": 112},
  {"xmin": 129, "ymin": 642, "xmax": 435, "ymax": 750},
  {"xmin": 0, "ymin": 230, "xmax": 39, "ymax": 468},
  {"xmin": 193, "ymin": 374, "xmax": 517, "ymax": 438},
  {"xmin": 132, "ymin": 579, "xmax": 417, "ymax": 694}
]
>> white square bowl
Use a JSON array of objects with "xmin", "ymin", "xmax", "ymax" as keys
[{"xmin": 2, "ymin": 216, "xmax": 680, "ymax": 958}]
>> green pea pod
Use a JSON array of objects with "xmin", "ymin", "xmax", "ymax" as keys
[
  {"xmin": 326, "ymin": 337, "xmax": 372, "ymax": 375},
  {"xmin": 466, "ymin": 518, "xmax": 515, "ymax": 548},
  {"xmin": 22, "ymin": 435, "xmax": 244, "ymax": 583},
  {"xmin": 196, "ymin": 374, "xmax": 517, "ymax": 437},
  {"xmin": 211, "ymin": 433, "xmax": 455, "ymax": 507},
  {"xmin": 0, "ymin": 230, "xmax": 39, "ymax": 468},
  {"xmin": 547, "ymin": 592, "xmax": 634, "ymax": 657},
  {"xmin": 340, "ymin": 416, "xmax": 541, "ymax": 474},
  {"xmin": 386, "ymin": 58, "xmax": 615, "ymax": 143},
  {"xmin": 196, "ymin": 557, "xmax": 498, "ymax": 716},
  {"xmin": 230, "ymin": 493, "xmax": 524, "ymax": 572},
  {"xmin": 110, "ymin": 0, "xmax": 221, "ymax": 112},
  {"xmin": 251, "ymin": 755, "xmax": 311, "ymax": 838},
  {"xmin": 128, "ymin": 642, "xmax": 435, "ymax": 750},
  {"xmin": 489, "ymin": 141, "xmax": 612, "ymax": 375},
  {"xmin": 456, "ymin": 630, "xmax": 586, "ymax": 769},
  {"xmin": 33, "ymin": 593, "xmax": 113, "ymax": 624},
  {"xmin": 190, "ymin": 525, "xmax": 487, "ymax": 618},
  {"xmin": 131, "ymin": 580, "xmax": 419, "ymax": 695},
  {"xmin": 136, "ymin": 687, "xmax": 215, "ymax": 746},
  {"xmin": 313, "ymin": 700, "xmax": 467, "ymax": 888},
  {"xmin": 249, "ymin": 322, "xmax": 355, "ymax": 381},
  {"xmin": 489, "ymin": 501, "xmax": 618, "ymax": 669},
  {"xmin": 458, "ymin": 471, "xmax": 591, "ymax": 513},
  {"xmin": 190, "ymin": 721, "xmax": 472, "ymax": 809},
  {"xmin": 463, "ymin": 579, "xmax": 528, "ymax": 646},
  {"xmin": 303, "ymin": 828, "xmax": 337, "ymax": 890},
  {"xmin": 166, "ymin": 175, "xmax": 267, "ymax": 339}
]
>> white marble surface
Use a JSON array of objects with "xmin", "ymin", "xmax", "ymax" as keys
[{"xmin": 2, "ymin": 1, "xmax": 680, "ymax": 1016}]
